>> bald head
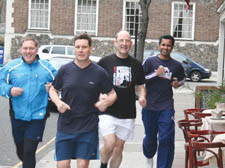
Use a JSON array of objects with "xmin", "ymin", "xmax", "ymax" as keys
[{"xmin": 115, "ymin": 30, "xmax": 131, "ymax": 40}]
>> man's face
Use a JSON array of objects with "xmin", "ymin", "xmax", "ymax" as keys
[
  {"xmin": 159, "ymin": 39, "xmax": 173, "ymax": 58},
  {"xmin": 21, "ymin": 40, "xmax": 38, "ymax": 64},
  {"xmin": 74, "ymin": 39, "xmax": 92, "ymax": 62},
  {"xmin": 114, "ymin": 31, "xmax": 132, "ymax": 57}
]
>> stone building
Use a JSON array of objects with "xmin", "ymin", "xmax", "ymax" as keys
[{"xmin": 4, "ymin": 0, "xmax": 219, "ymax": 71}]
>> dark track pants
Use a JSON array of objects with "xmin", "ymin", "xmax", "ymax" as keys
[
  {"xmin": 142, "ymin": 108, "xmax": 175, "ymax": 168},
  {"xmin": 11, "ymin": 118, "xmax": 46, "ymax": 168}
]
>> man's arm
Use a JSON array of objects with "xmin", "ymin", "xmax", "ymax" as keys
[
  {"xmin": 49, "ymin": 86, "xmax": 70, "ymax": 113},
  {"xmin": 95, "ymin": 88, "xmax": 117, "ymax": 112},
  {"xmin": 136, "ymin": 84, "xmax": 146, "ymax": 108}
]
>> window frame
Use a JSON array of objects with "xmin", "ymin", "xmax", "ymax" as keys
[
  {"xmin": 122, "ymin": 0, "xmax": 142, "ymax": 37},
  {"xmin": 74, "ymin": 0, "xmax": 99, "ymax": 36},
  {"xmin": 28, "ymin": 0, "xmax": 51, "ymax": 30},
  {"xmin": 171, "ymin": 1, "xmax": 196, "ymax": 40}
]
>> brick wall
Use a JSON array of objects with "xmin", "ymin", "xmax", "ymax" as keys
[
  {"xmin": 13, "ymin": 0, "xmax": 29, "ymax": 33},
  {"xmin": 194, "ymin": 0, "xmax": 219, "ymax": 41},
  {"xmin": 12, "ymin": 0, "xmax": 219, "ymax": 41},
  {"xmin": 51, "ymin": 0, "xmax": 74, "ymax": 35},
  {"xmin": 98, "ymin": 0, "xmax": 123, "ymax": 37}
]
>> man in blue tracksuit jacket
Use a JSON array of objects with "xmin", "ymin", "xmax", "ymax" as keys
[
  {"xmin": 142, "ymin": 35, "xmax": 186, "ymax": 168},
  {"xmin": 0, "ymin": 36, "xmax": 56, "ymax": 168}
]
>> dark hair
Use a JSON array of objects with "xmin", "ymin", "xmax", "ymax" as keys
[
  {"xmin": 74, "ymin": 33, "xmax": 92, "ymax": 46},
  {"xmin": 21, "ymin": 36, "xmax": 38, "ymax": 47},
  {"xmin": 159, "ymin": 35, "xmax": 175, "ymax": 48}
]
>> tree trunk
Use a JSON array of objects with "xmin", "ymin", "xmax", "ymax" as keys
[{"xmin": 136, "ymin": 0, "xmax": 151, "ymax": 62}]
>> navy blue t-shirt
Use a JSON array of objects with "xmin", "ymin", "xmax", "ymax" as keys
[
  {"xmin": 143, "ymin": 55, "xmax": 185, "ymax": 111},
  {"xmin": 53, "ymin": 61, "xmax": 113, "ymax": 134}
]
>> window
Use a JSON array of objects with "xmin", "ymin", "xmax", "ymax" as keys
[
  {"xmin": 171, "ymin": 2, "xmax": 195, "ymax": 40},
  {"xmin": 28, "ymin": 0, "xmax": 51, "ymax": 30},
  {"xmin": 75, "ymin": 0, "xmax": 98, "ymax": 36},
  {"xmin": 51, "ymin": 47, "xmax": 65, "ymax": 55},
  {"xmin": 67, "ymin": 47, "xmax": 74, "ymax": 56},
  {"xmin": 123, "ymin": 0, "xmax": 142, "ymax": 36}
]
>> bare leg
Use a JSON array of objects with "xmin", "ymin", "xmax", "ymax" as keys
[
  {"xmin": 57, "ymin": 160, "xmax": 71, "ymax": 168},
  {"xmin": 100, "ymin": 134, "xmax": 117, "ymax": 164},
  {"xmin": 109, "ymin": 137, "xmax": 125, "ymax": 168},
  {"xmin": 77, "ymin": 158, "xmax": 89, "ymax": 168}
]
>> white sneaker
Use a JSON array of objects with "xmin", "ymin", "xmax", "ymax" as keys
[{"xmin": 146, "ymin": 158, "xmax": 153, "ymax": 168}]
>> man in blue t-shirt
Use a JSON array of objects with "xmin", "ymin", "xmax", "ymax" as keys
[
  {"xmin": 49, "ymin": 34, "xmax": 117, "ymax": 168},
  {"xmin": 142, "ymin": 35, "xmax": 186, "ymax": 168}
]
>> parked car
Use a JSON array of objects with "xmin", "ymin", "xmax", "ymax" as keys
[
  {"xmin": 38, "ymin": 45, "xmax": 75, "ymax": 60},
  {"xmin": 47, "ymin": 55, "xmax": 102, "ymax": 112},
  {"xmin": 144, "ymin": 50, "xmax": 211, "ymax": 82}
]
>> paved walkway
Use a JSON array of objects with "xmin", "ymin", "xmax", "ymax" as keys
[
  {"xmin": 35, "ymin": 88, "xmax": 194, "ymax": 168},
  {"xmin": 35, "ymin": 72, "xmax": 218, "ymax": 168}
]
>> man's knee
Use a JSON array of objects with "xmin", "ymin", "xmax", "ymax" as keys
[
  {"xmin": 23, "ymin": 139, "xmax": 39, "ymax": 157},
  {"xmin": 57, "ymin": 160, "xmax": 71, "ymax": 168},
  {"xmin": 103, "ymin": 134, "xmax": 117, "ymax": 152},
  {"xmin": 77, "ymin": 159, "xmax": 89, "ymax": 168}
]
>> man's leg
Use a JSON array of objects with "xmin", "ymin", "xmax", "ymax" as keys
[
  {"xmin": 157, "ymin": 109, "xmax": 175, "ymax": 168},
  {"xmin": 15, "ymin": 142, "xmax": 24, "ymax": 161},
  {"xmin": 22, "ymin": 138, "xmax": 39, "ymax": 168},
  {"xmin": 57, "ymin": 160, "xmax": 71, "ymax": 168},
  {"xmin": 77, "ymin": 159, "xmax": 89, "ymax": 168},
  {"xmin": 10, "ymin": 118, "xmax": 26, "ymax": 161},
  {"xmin": 142, "ymin": 108, "xmax": 158, "ymax": 159},
  {"xmin": 109, "ymin": 137, "xmax": 125, "ymax": 168},
  {"xmin": 100, "ymin": 134, "xmax": 117, "ymax": 168}
]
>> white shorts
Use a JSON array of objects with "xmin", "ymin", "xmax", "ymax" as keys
[{"xmin": 99, "ymin": 114, "xmax": 135, "ymax": 141}]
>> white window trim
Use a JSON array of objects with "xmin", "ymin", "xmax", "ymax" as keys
[
  {"xmin": 170, "ymin": 1, "xmax": 196, "ymax": 40},
  {"xmin": 74, "ymin": 0, "xmax": 99, "ymax": 36},
  {"xmin": 122, "ymin": 0, "xmax": 140, "ymax": 37},
  {"xmin": 28, "ymin": 0, "xmax": 51, "ymax": 30}
]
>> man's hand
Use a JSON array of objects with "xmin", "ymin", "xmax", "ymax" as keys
[
  {"xmin": 171, "ymin": 77, "xmax": 179, "ymax": 88},
  {"xmin": 139, "ymin": 96, "xmax": 147, "ymax": 108},
  {"xmin": 10, "ymin": 87, "xmax": 24, "ymax": 97},
  {"xmin": 156, "ymin": 65, "xmax": 165, "ymax": 76},
  {"xmin": 95, "ymin": 100, "xmax": 107, "ymax": 112},
  {"xmin": 56, "ymin": 100, "xmax": 71, "ymax": 113},
  {"xmin": 45, "ymin": 82, "xmax": 52, "ymax": 93}
]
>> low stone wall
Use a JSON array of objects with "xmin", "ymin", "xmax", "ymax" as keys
[{"xmin": 10, "ymin": 35, "xmax": 218, "ymax": 71}]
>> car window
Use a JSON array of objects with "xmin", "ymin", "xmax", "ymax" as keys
[
  {"xmin": 144, "ymin": 50, "xmax": 159, "ymax": 60},
  {"xmin": 67, "ymin": 47, "xmax": 74, "ymax": 56},
  {"xmin": 51, "ymin": 47, "xmax": 65, "ymax": 55},
  {"xmin": 171, "ymin": 53, "xmax": 187, "ymax": 63},
  {"xmin": 42, "ymin": 47, "xmax": 51, "ymax": 54}
]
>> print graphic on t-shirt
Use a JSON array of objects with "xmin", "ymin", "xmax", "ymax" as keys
[
  {"xmin": 113, "ymin": 66, "xmax": 131, "ymax": 88},
  {"xmin": 156, "ymin": 66, "xmax": 172, "ymax": 80}
]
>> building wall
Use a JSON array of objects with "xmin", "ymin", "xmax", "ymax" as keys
[
  {"xmin": 51, "ymin": 0, "xmax": 74, "ymax": 35},
  {"xmin": 6, "ymin": 0, "xmax": 220, "ymax": 71},
  {"xmin": 13, "ymin": 0, "xmax": 28, "ymax": 33},
  {"xmin": 98, "ymin": 0, "xmax": 123, "ymax": 37}
]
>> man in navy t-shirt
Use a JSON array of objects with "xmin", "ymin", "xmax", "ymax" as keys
[
  {"xmin": 142, "ymin": 35, "xmax": 185, "ymax": 168},
  {"xmin": 49, "ymin": 34, "xmax": 117, "ymax": 168}
]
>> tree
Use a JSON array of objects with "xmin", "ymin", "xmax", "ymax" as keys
[{"xmin": 136, "ymin": 0, "xmax": 151, "ymax": 62}]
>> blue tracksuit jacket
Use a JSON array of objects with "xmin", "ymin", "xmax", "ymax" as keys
[{"xmin": 0, "ymin": 56, "xmax": 57, "ymax": 121}]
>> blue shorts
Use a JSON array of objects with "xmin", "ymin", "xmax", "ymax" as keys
[
  {"xmin": 11, "ymin": 118, "xmax": 46, "ymax": 143},
  {"xmin": 55, "ymin": 130, "xmax": 99, "ymax": 161}
]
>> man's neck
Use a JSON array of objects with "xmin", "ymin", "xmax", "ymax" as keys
[
  {"xmin": 159, "ymin": 54, "xmax": 170, "ymax": 61},
  {"xmin": 116, "ymin": 52, "xmax": 129, "ymax": 59},
  {"xmin": 74, "ymin": 59, "xmax": 91, "ymax": 69}
]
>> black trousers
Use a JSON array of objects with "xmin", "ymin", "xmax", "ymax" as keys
[{"xmin": 15, "ymin": 138, "xmax": 39, "ymax": 168}]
